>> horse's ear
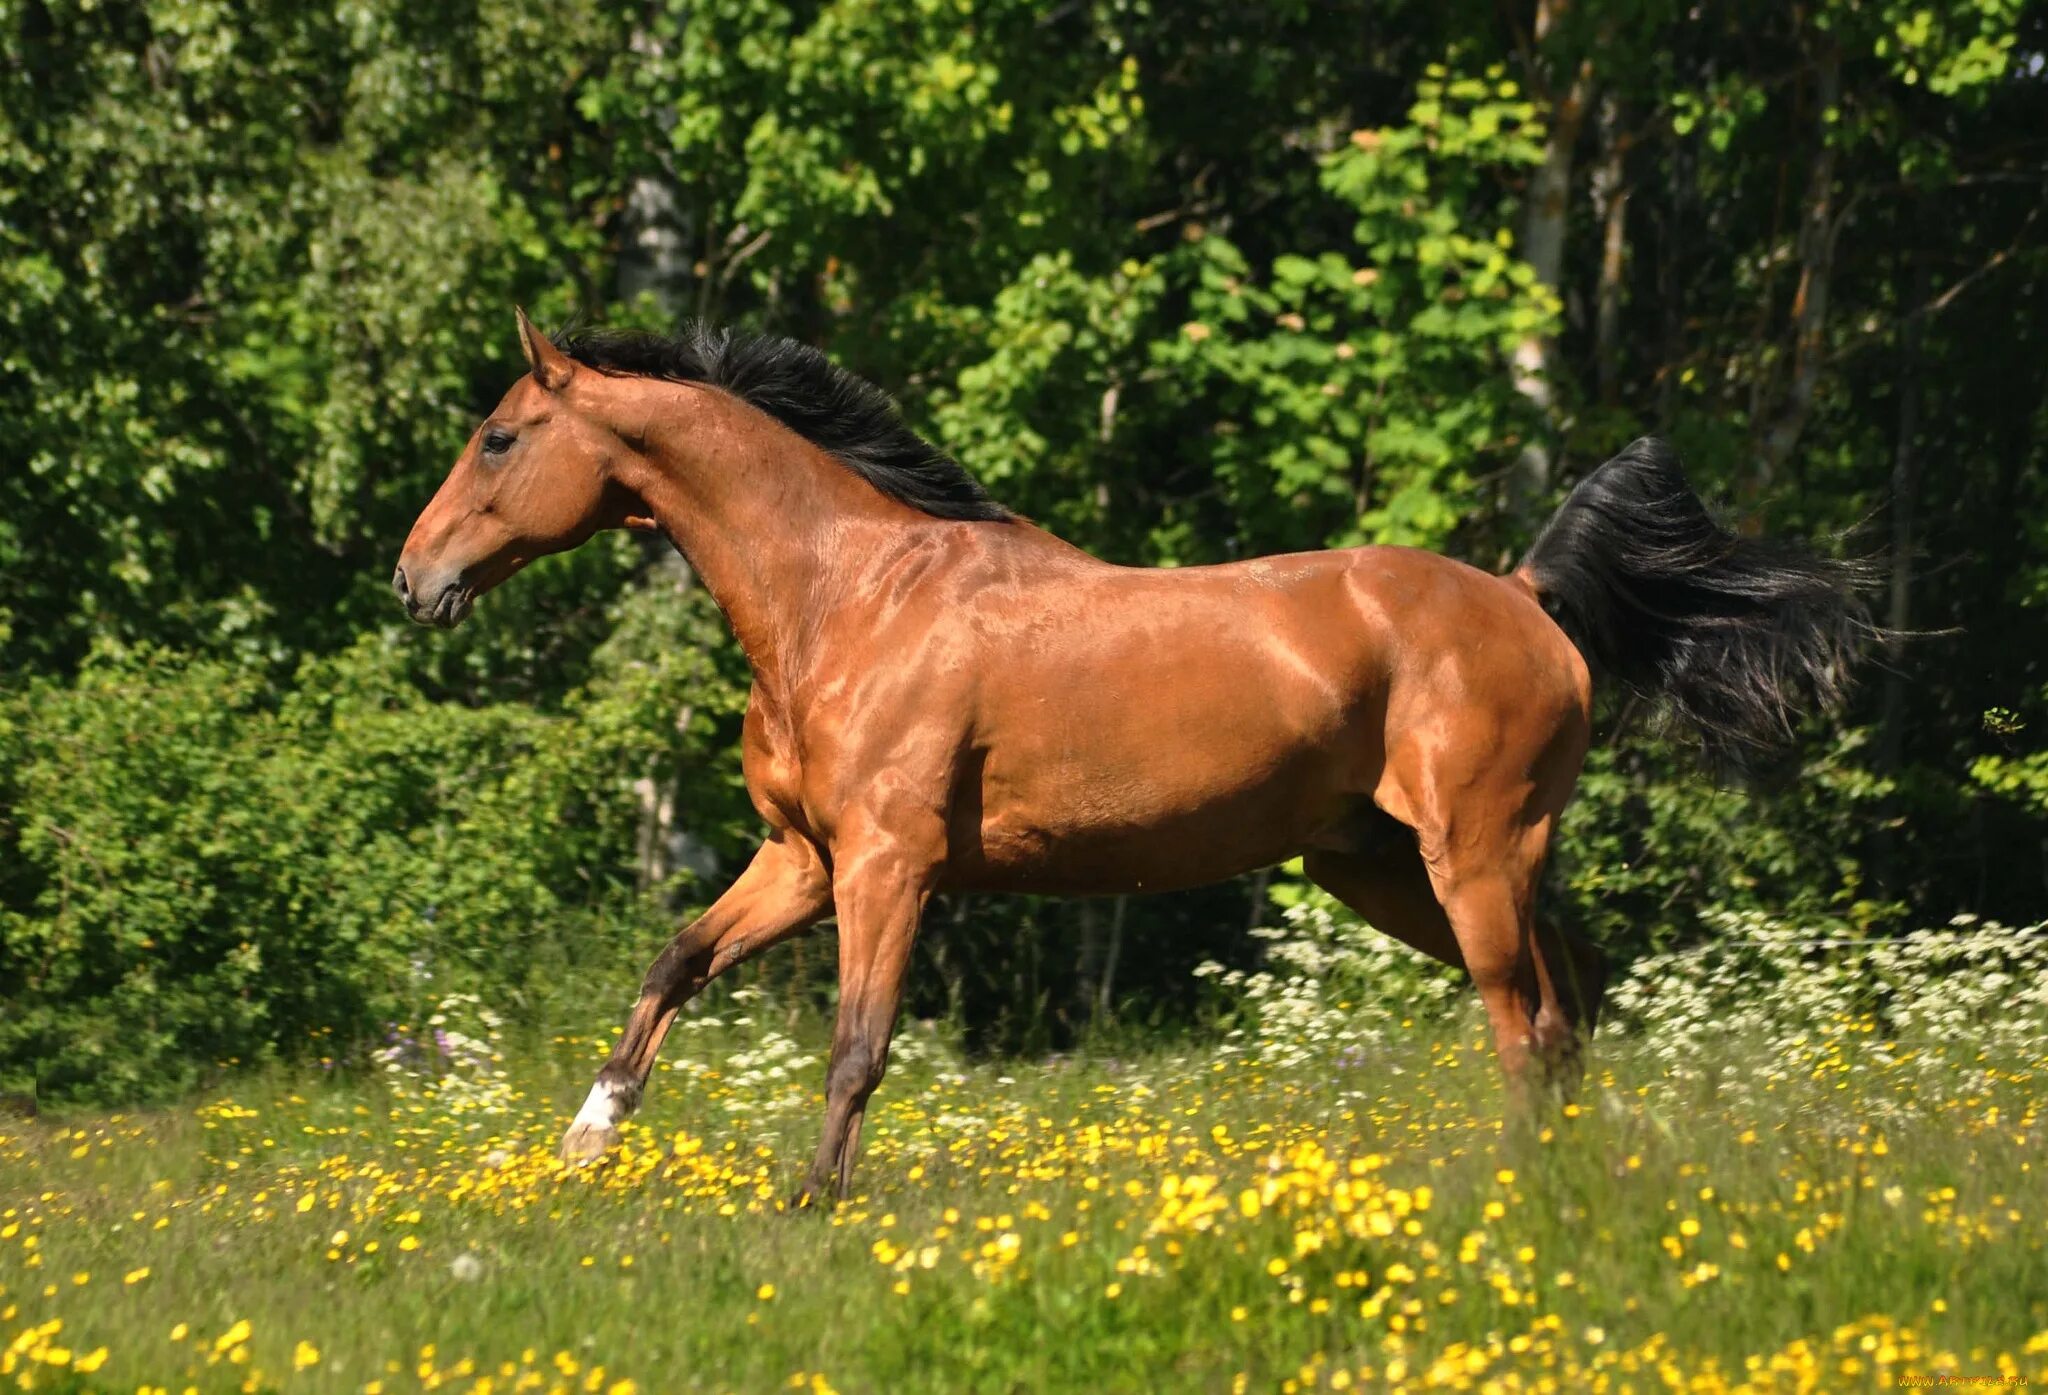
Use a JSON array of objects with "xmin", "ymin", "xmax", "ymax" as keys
[{"xmin": 515, "ymin": 306, "xmax": 574, "ymax": 392}]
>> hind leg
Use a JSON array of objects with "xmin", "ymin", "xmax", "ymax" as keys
[
  {"xmin": 1318, "ymin": 831, "xmax": 1540, "ymax": 1081},
  {"xmin": 1303, "ymin": 828, "xmax": 1464, "ymax": 974},
  {"xmin": 1421, "ymin": 819, "xmax": 1608, "ymax": 1099},
  {"xmin": 1307, "ymin": 831, "xmax": 1596, "ymax": 1098},
  {"xmin": 1330, "ymin": 802, "xmax": 1593, "ymax": 1100}
]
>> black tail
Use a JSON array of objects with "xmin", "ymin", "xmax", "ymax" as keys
[{"xmin": 1516, "ymin": 437, "xmax": 1876, "ymax": 769}]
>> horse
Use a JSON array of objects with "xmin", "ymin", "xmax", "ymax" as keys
[{"xmin": 394, "ymin": 309, "xmax": 1869, "ymax": 1204}]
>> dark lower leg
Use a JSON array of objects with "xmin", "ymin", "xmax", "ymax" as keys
[
  {"xmin": 1520, "ymin": 922, "xmax": 1605, "ymax": 1098},
  {"xmin": 562, "ymin": 839, "xmax": 827, "ymax": 1162},
  {"xmin": 794, "ymin": 857, "xmax": 925, "ymax": 1205}
]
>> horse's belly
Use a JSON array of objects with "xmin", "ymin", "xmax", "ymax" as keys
[{"xmin": 945, "ymin": 725, "xmax": 1367, "ymax": 896}]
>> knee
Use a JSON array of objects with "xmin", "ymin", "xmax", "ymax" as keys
[{"xmin": 639, "ymin": 943, "xmax": 709, "ymax": 999}]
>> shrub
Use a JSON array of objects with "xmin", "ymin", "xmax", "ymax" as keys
[
  {"xmin": 1605, "ymin": 909, "xmax": 2048, "ymax": 1108},
  {"xmin": 0, "ymin": 621, "xmax": 744, "ymax": 1105},
  {"xmin": 1548, "ymin": 728, "xmax": 1900, "ymax": 956}
]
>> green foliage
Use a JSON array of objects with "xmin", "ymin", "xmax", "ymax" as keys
[
  {"xmin": 0, "ymin": 0, "xmax": 624, "ymax": 672},
  {"xmin": 1971, "ymin": 700, "xmax": 2048, "ymax": 818},
  {"xmin": 0, "ymin": 603, "xmax": 746, "ymax": 1104},
  {"xmin": 1160, "ymin": 64, "xmax": 1556, "ymax": 555},
  {"xmin": 1551, "ymin": 730, "xmax": 1901, "ymax": 954},
  {"xmin": 931, "ymin": 251, "xmax": 1173, "ymax": 553}
]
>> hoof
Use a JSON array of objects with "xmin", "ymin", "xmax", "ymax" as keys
[
  {"xmin": 785, "ymin": 1180, "xmax": 835, "ymax": 1213},
  {"xmin": 558, "ymin": 1121, "xmax": 621, "ymax": 1167}
]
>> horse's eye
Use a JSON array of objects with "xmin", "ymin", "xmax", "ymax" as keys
[{"xmin": 481, "ymin": 428, "xmax": 516, "ymax": 457}]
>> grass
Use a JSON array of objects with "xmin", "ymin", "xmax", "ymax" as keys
[{"xmin": 2, "ymin": 1002, "xmax": 2045, "ymax": 1393}]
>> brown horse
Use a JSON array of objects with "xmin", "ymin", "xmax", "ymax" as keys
[{"xmin": 395, "ymin": 310, "xmax": 1867, "ymax": 1203}]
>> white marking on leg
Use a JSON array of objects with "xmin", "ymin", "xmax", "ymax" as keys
[{"xmin": 572, "ymin": 1079, "xmax": 627, "ymax": 1132}]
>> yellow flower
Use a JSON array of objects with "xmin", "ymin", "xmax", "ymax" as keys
[
  {"xmin": 756, "ymin": 1283, "xmax": 777, "ymax": 1301},
  {"xmin": 294, "ymin": 1340, "xmax": 321, "ymax": 1371},
  {"xmin": 124, "ymin": 1266, "xmax": 150, "ymax": 1284},
  {"xmin": 74, "ymin": 1347, "xmax": 107, "ymax": 1374},
  {"xmin": 214, "ymin": 1319, "xmax": 252, "ymax": 1354}
]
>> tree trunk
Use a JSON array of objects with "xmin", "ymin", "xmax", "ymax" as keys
[
  {"xmin": 1244, "ymin": 867, "xmax": 1271, "ymax": 935},
  {"xmin": 1095, "ymin": 895, "xmax": 1127, "ymax": 1023},
  {"xmin": 1655, "ymin": 129, "xmax": 1695, "ymax": 429},
  {"xmin": 1879, "ymin": 237, "xmax": 1926, "ymax": 781},
  {"xmin": 1874, "ymin": 221, "xmax": 1926, "ymax": 898},
  {"xmin": 1508, "ymin": 0, "xmax": 1592, "ymax": 521},
  {"xmin": 1076, "ymin": 897, "xmax": 1103, "ymax": 1028},
  {"xmin": 1756, "ymin": 37, "xmax": 1842, "ymax": 491},
  {"xmin": 617, "ymin": 27, "xmax": 691, "ymax": 315},
  {"xmin": 1591, "ymin": 95, "xmax": 1630, "ymax": 408}
]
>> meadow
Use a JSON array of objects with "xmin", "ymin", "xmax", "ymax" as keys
[{"xmin": 4, "ymin": 909, "xmax": 2046, "ymax": 1394}]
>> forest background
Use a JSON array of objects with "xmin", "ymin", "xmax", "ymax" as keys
[{"xmin": 3, "ymin": 0, "xmax": 2046, "ymax": 1104}]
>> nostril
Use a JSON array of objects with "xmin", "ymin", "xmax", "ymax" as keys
[{"xmin": 392, "ymin": 566, "xmax": 411, "ymax": 603}]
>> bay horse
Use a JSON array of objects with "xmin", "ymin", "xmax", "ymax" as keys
[{"xmin": 394, "ymin": 310, "xmax": 1867, "ymax": 1203}]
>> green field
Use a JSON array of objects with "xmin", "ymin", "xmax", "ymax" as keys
[{"xmin": 4, "ymin": 968, "xmax": 2045, "ymax": 1395}]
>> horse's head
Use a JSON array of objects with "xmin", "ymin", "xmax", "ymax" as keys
[{"xmin": 393, "ymin": 309, "xmax": 647, "ymax": 628}]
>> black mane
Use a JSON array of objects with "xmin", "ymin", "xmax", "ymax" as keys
[{"xmin": 553, "ymin": 324, "xmax": 1013, "ymax": 523}]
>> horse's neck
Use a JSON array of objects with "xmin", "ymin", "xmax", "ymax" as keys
[{"xmin": 619, "ymin": 381, "xmax": 920, "ymax": 681}]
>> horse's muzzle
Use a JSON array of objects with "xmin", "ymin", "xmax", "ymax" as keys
[{"xmin": 392, "ymin": 565, "xmax": 473, "ymax": 629}]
